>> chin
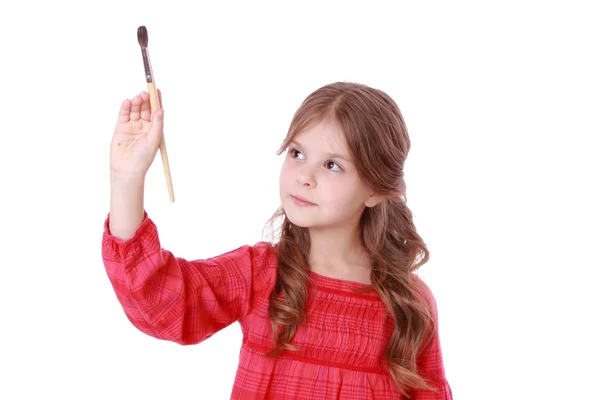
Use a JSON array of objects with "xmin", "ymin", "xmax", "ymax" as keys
[
  {"xmin": 282, "ymin": 202, "xmax": 315, "ymax": 229},
  {"xmin": 287, "ymin": 215, "xmax": 313, "ymax": 229}
]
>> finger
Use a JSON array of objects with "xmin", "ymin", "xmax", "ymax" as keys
[
  {"xmin": 140, "ymin": 91, "xmax": 151, "ymax": 121},
  {"xmin": 157, "ymin": 88, "xmax": 163, "ymax": 108},
  {"xmin": 117, "ymin": 99, "xmax": 132, "ymax": 124},
  {"xmin": 147, "ymin": 107, "xmax": 165, "ymax": 151},
  {"xmin": 130, "ymin": 95, "xmax": 142, "ymax": 121}
]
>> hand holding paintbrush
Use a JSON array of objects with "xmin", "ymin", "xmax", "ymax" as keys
[
  {"xmin": 108, "ymin": 26, "xmax": 174, "ymax": 214},
  {"xmin": 109, "ymin": 88, "xmax": 167, "ymax": 239},
  {"xmin": 135, "ymin": 25, "xmax": 175, "ymax": 202}
]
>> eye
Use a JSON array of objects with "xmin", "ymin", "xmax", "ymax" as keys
[
  {"xmin": 325, "ymin": 160, "xmax": 343, "ymax": 172},
  {"xmin": 288, "ymin": 148, "xmax": 304, "ymax": 159}
]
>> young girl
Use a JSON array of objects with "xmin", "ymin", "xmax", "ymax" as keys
[{"xmin": 102, "ymin": 82, "xmax": 452, "ymax": 399}]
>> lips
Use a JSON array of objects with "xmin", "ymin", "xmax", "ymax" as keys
[{"xmin": 291, "ymin": 195, "xmax": 316, "ymax": 205}]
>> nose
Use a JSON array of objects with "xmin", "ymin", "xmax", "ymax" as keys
[{"xmin": 296, "ymin": 166, "xmax": 316, "ymax": 188}]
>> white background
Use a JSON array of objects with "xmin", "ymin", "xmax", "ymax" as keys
[{"xmin": 1, "ymin": 1, "xmax": 598, "ymax": 399}]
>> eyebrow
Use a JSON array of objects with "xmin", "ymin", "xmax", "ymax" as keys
[{"xmin": 289, "ymin": 141, "xmax": 353, "ymax": 163}]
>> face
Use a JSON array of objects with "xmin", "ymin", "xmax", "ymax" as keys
[{"xmin": 279, "ymin": 119, "xmax": 383, "ymax": 231}]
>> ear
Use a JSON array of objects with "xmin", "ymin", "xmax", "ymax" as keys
[{"xmin": 364, "ymin": 192, "xmax": 386, "ymax": 208}]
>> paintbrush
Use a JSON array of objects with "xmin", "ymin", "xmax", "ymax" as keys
[{"xmin": 137, "ymin": 25, "xmax": 175, "ymax": 202}]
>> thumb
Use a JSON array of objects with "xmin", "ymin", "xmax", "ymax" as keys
[{"xmin": 147, "ymin": 108, "xmax": 164, "ymax": 149}]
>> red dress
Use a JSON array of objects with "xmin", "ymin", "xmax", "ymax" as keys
[{"xmin": 101, "ymin": 211, "xmax": 452, "ymax": 399}]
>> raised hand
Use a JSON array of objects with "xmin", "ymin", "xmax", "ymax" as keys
[{"xmin": 110, "ymin": 90, "xmax": 164, "ymax": 178}]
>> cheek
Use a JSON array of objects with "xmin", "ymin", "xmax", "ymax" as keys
[
  {"xmin": 279, "ymin": 162, "xmax": 293, "ymax": 190},
  {"xmin": 322, "ymin": 178, "xmax": 366, "ymax": 208},
  {"xmin": 319, "ymin": 179, "xmax": 350, "ymax": 207}
]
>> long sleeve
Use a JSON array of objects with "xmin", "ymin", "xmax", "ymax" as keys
[
  {"xmin": 101, "ymin": 211, "xmax": 276, "ymax": 345},
  {"xmin": 411, "ymin": 276, "xmax": 453, "ymax": 400}
]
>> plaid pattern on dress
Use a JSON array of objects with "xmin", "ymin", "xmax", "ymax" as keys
[{"xmin": 102, "ymin": 211, "xmax": 452, "ymax": 399}]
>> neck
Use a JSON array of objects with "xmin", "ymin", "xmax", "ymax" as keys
[{"xmin": 307, "ymin": 224, "xmax": 371, "ymax": 282}]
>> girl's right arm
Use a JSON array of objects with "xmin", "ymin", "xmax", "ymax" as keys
[
  {"xmin": 102, "ymin": 211, "xmax": 274, "ymax": 345},
  {"xmin": 108, "ymin": 172, "xmax": 145, "ymax": 241},
  {"xmin": 103, "ymin": 91, "xmax": 276, "ymax": 345}
]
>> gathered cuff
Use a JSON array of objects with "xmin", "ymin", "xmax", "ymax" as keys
[{"xmin": 101, "ymin": 210, "xmax": 158, "ymax": 262}]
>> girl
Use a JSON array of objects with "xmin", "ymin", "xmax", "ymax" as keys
[{"xmin": 102, "ymin": 82, "xmax": 452, "ymax": 399}]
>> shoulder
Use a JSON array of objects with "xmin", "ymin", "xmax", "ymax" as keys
[
  {"xmin": 210, "ymin": 240, "xmax": 278, "ymax": 288},
  {"xmin": 409, "ymin": 273, "xmax": 440, "ymax": 323},
  {"xmin": 410, "ymin": 274, "xmax": 436, "ymax": 304},
  {"xmin": 409, "ymin": 274, "xmax": 444, "ymax": 358},
  {"xmin": 206, "ymin": 241, "xmax": 275, "ymax": 264},
  {"xmin": 251, "ymin": 241, "xmax": 278, "ymax": 289}
]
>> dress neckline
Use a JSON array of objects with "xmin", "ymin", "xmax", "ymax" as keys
[{"xmin": 308, "ymin": 270, "xmax": 380, "ymax": 299}]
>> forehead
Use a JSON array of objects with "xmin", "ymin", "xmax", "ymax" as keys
[{"xmin": 292, "ymin": 120, "xmax": 349, "ymax": 154}]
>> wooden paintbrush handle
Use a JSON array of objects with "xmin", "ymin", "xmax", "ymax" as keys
[{"xmin": 147, "ymin": 81, "xmax": 175, "ymax": 202}]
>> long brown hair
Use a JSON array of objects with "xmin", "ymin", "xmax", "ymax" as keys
[{"xmin": 264, "ymin": 82, "xmax": 437, "ymax": 396}]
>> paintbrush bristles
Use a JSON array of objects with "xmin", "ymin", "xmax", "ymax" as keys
[{"xmin": 137, "ymin": 26, "xmax": 148, "ymax": 48}]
